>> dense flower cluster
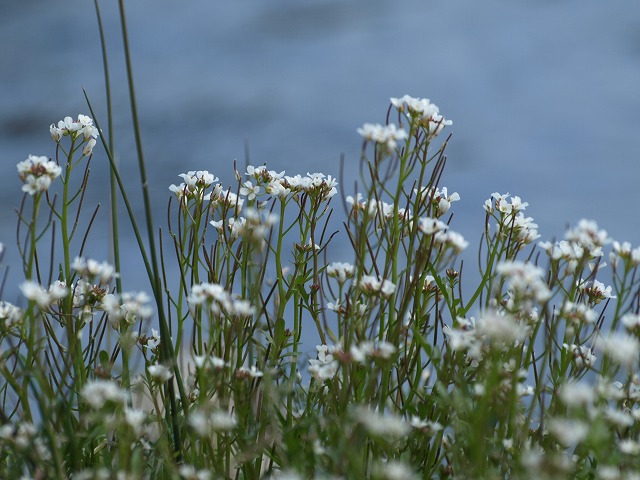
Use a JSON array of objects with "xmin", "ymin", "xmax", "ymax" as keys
[
  {"xmin": 50, "ymin": 114, "xmax": 99, "ymax": 155},
  {"xmin": 16, "ymin": 154, "xmax": 61, "ymax": 195}
]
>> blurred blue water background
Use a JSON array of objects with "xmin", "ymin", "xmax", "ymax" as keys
[{"xmin": 1, "ymin": 0, "xmax": 640, "ymax": 306}]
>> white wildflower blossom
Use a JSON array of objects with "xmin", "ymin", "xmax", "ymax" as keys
[
  {"xmin": 604, "ymin": 407, "xmax": 635, "ymax": 428},
  {"xmin": 188, "ymin": 282, "xmax": 255, "ymax": 318},
  {"xmin": 611, "ymin": 240, "xmax": 640, "ymax": 267},
  {"xmin": 356, "ymin": 407, "xmax": 410, "ymax": 439},
  {"xmin": 595, "ymin": 332, "xmax": 640, "ymax": 369},
  {"xmin": 236, "ymin": 365, "xmax": 263, "ymax": 379},
  {"xmin": 390, "ymin": 95, "xmax": 452, "ymax": 139},
  {"xmin": 17, "ymin": 155, "xmax": 61, "ymax": 195},
  {"xmin": 359, "ymin": 275, "xmax": 396, "ymax": 298},
  {"xmin": 415, "ymin": 185, "xmax": 460, "ymax": 217},
  {"xmin": 50, "ymin": 114, "xmax": 99, "ymax": 154},
  {"xmin": 548, "ymin": 418, "xmax": 589, "ymax": 446},
  {"xmin": 73, "ymin": 257, "xmax": 117, "ymax": 285},
  {"xmin": 483, "ymin": 192, "xmax": 528, "ymax": 215},
  {"xmin": 565, "ymin": 219, "xmax": 609, "ymax": 257},
  {"xmin": 326, "ymin": 262, "xmax": 355, "ymax": 284},
  {"xmin": 433, "ymin": 229, "xmax": 469, "ymax": 253},
  {"xmin": 0, "ymin": 301, "xmax": 23, "ymax": 329},
  {"xmin": 148, "ymin": 363, "xmax": 173, "ymax": 383},
  {"xmin": 496, "ymin": 261, "xmax": 552, "ymax": 304},
  {"xmin": 123, "ymin": 408, "xmax": 146, "ymax": 437},
  {"xmin": 210, "ymin": 188, "xmax": 244, "ymax": 210},
  {"xmin": 559, "ymin": 381, "xmax": 595, "ymax": 408},
  {"xmin": 579, "ymin": 279, "xmax": 616, "ymax": 304},
  {"xmin": 81, "ymin": 380, "xmax": 128, "ymax": 409},
  {"xmin": 622, "ymin": 313, "xmax": 640, "ymax": 331},
  {"xmin": 619, "ymin": 439, "xmax": 640, "ymax": 455},
  {"xmin": 417, "ymin": 217, "xmax": 448, "ymax": 235},
  {"xmin": 476, "ymin": 310, "xmax": 528, "ymax": 345},
  {"xmin": 101, "ymin": 291, "xmax": 153, "ymax": 329},
  {"xmin": 239, "ymin": 180, "xmax": 261, "ymax": 200},
  {"xmin": 169, "ymin": 171, "xmax": 218, "ymax": 201},
  {"xmin": 563, "ymin": 343, "xmax": 597, "ymax": 369},
  {"xmin": 561, "ymin": 301, "xmax": 598, "ymax": 325},
  {"xmin": 357, "ymin": 122, "xmax": 407, "ymax": 150},
  {"xmin": 350, "ymin": 341, "xmax": 396, "ymax": 362},
  {"xmin": 209, "ymin": 410, "xmax": 238, "ymax": 431},
  {"xmin": 20, "ymin": 280, "xmax": 68, "ymax": 309},
  {"xmin": 308, "ymin": 344, "xmax": 339, "ymax": 381}
]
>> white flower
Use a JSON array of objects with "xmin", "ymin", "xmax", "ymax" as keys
[
  {"xmin": 81, "ymin": 380, "xmax": 128, "ymax": 409},
  {"xmin": 239, "ymin": 180, "xmax": 261, "ymax": 200},
  {"xmin": 20, "ymin": 280, "xmax": 68, "ymax": 308},
  {"xmin": 548, "ymin": 418, "xmax": 589, "ymax": 446},
  {"xmin": 563, "ymin": 343, "xmax": 597, "ymax": 369},
  {"xmin": 209, "ymin": 410, "xmax": 238, "ymax": 431},
  {"xmin": 355, "ymin": 407, "xmax": 410, "ymax": 439},
  {"xmin": 417, "ymin": 217, "xmax": 448, "ymax": 235},
  {"xmin": 611, "ymin": 241, "xmax": 640, "ymax": 267},
  {"xmin": 326, "ymin": 262, "xmax": 355, "ymax": 284},
  {"xmin": 595, "ymin": 332, "xmax": 640, "ymax": 369},
  {"xmin": 559, "ymin": 381, "xmax": 595, "ymax": 408},
  {"xmin": 390, "ymin": 95, "xmax": 452, "ymax": 139},
  {"xmin": 357, "ymin": 123, "xmax": 407, "ymax": 150},
  {"xmin": 0, "ymin": 302, "xmax": 23, "ymax": 328},
  {"xmin": 16, "ymin": 155, "xmax": 61, "ymax": 195},
  {"xmin": 148, "ymin": 363, "xmax": 173, "ymax": 383},
  {"xmin": 359, "ymin": 275, "xmax": 396, "ymax": 298},
  {"xmin": 237, "ymin": 365, "xmax": 263, "ymax": 378},
  {"xmin": 579, "ymin": 279, "xmax": 616, "ymax": 304},
  {"xmin": 476, "ymin": 310, "xmax": 528, "ymax": 345},
  {"xmin": 308, "ymin": 345, "xmax": 340, "ymax": 381}
]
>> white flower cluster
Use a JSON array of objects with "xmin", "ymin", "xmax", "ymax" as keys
[
  {"xmin": 562, "ymin": 343, "xmax": 597, "ymax": 369},
  {"xmin": 350, "ymin": 340, "xmax": 397, "ymax": 362},
  {"xmin": 595, "ymin": 332, "xmax": 640, "ymax": 369},
  {"xmin": 210, "ymin": 207, "xmax": 277, "ymax": 245},
  {"xmin": 209, "ymin": 187, "xmax": 244, "ymax": 210},
  {"xmin": 418, "ymin": 217, "xmax": 469, "ymax": 253},
  {"xmin": 345, "ymin": 194, "xmax": 411, "ymax": 225},
  {"xmin": 16, "ymin": 154, "xmax": 62, "ymax": 195},
  {"xmin": 415, "ymin": 186, "xmax": 460, "ymax": 218},
  {"xmin": 390, "ymin": 94, "xmax": 453, "ymax": 140},
  {"xmin": 73, "ymin": 257, "xmax": 117, "ymax": 285},
  {"xmin": 101, "ymin": 291, "xmax": 154, "ymax": 329},
  {"xmin": 169, "ymin": 170, "xmax": 219, "ymax": 201},
  {"xmin": 359, "ymin": 275, "xmax": 396, "ymax": 298},
  {"xmin": 326, "ymin": 262, "xmax": 355, "ymax": 284},
  {"xmin": 484, "ymin": 192, "xmax": 540, "ymax": 247},
  {"xmin": 188, "ymin": 283, "xmax": 255, "ymax": 318},
  {"xmin": 496, "ymin": 261, "xmax": 552, "ymax": 308},
  {"xmin": 357, "ymin": 122, "xmax": 408, "ymax": 151},
  {"xmin": 308, "ymin": 344, "xmax": 339, "ymax": 382},
  {"xmin": 50, "ymin": 114, "xmax": 99, "ymax": 156},
  {"xmin": 538, "ymin": 220, "xmax": 610, "ymax": 280},
  {"xmin": 355, "ymin": 406, "xmax": 410, "ymax": 439},
  {"xmin": 444, "ymin": 310, "xmax": 530, "ymax": 362},
  {"xmin": 20, "ymin": 280, "xmax": 68, "ymax": 309},
  {"xmin": 148, "ymin": 363, "xmax": 173, "ymax": 383},
  {"xmin": 0, "ymin": 301, "xmax": 23, "ymax": 329},
  {"xmin": 188, "ymin": 409, "xmax": 237, "ymax": 437},
  {"xmin": 610, "ymin": 240, "xmax": 640, "ymax": 269},
  {"xmin": 578, "ymin": 279, "xmax": 616, "ymax": 305},
  {"xmin": 81, "ymin": 379, "xmax": 128, "ymax": 409},
  {"xmin": 0, "ymin": 422, "xmax": 51, "ymax": 463}
]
